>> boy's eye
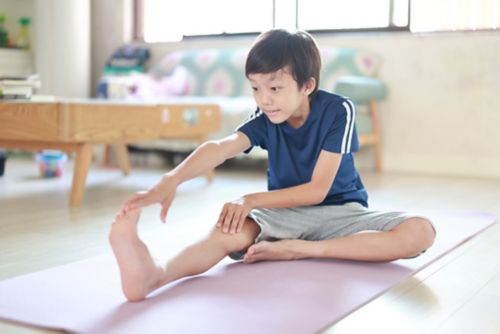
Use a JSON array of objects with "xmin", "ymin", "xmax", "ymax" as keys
[
  {"xmin": 251, "ymin": 87, "xmax": 258, "ymax": 91},
  {"xmin": 271, "ymin": 87, "xmax": 281, "ymax": 92}
]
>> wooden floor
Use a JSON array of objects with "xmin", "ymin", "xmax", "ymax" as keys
[{"xmin": 0, "ymin": 157, "xmax": 499, "ymax": 334}]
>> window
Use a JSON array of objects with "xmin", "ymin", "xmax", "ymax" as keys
[
  {"xmin": 411, "ymin": 0, "xmax": 500, "ymax": 32},
  {"xmin": 298, "ymin": 0, "xmax": 409, "ymax": 31},
  {"xmin": 139, "ymin": 0, "xmax": 273, "ymax": 42},
  {"xmin": 136, "ymin": 0, "xmax": 499, "ymax": 42}
]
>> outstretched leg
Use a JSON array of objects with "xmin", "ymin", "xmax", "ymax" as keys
[
  {"xmin": 109, "ymin": 210, "xmax": 259, "ymax": 302},
  {"xmin": 244, "ymin": 217, "xmax": 435, "ymax": 263}
]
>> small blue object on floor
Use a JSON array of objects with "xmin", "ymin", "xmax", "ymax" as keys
[{"xmin": 35, "ymin": 150, "xmax": 67, "ymax": 178}]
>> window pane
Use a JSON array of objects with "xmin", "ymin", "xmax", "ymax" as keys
[
  {"xmin": 274, "ymin": 0, "xmax": 297, "ymax": 30},
  {"xmin": 222, "ymin": 0, "xmax": 273, "ymax": 33},
  {"xmin": 298, "ymin": 0, "xmax": 391, "ymax": 30},
  {"xmin": 411, "ymin": 0, "xmax": 500, "ymax": 32},
  {"xmin": 393, "ymin": 0, "xmax": 409, "ymax": 27},
  {"xmin": 143, "ymin": 0, "xmax": 273, "ymax": 42}
]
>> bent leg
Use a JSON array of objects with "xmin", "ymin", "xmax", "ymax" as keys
[
  {"xmin": 159, "ymin": 217, "xmax": 260, "ymax": 284},
  {"xmin": 244, "ymin": 217, "xmax": 436, "ymax": 263},
  {"xmin": 109, "ymin": 212, "xmax": 259, "ymax": 302}
]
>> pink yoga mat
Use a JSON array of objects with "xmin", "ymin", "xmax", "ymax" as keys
[{"xmin": 0, "ymin": 211, "xmax": 496, "ymax": 334}]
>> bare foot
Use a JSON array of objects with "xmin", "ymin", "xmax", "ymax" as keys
[
  {"xmin": 109, "ymin": 209, "xmax": 164, "ymax": 301},
  {"xmin": 243, "ymin": 240, "xmax": 301, "ymax": 263}
]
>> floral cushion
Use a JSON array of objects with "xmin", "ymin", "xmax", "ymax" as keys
[
  {"xmin": 150, "ymin": 47, "xmax": 382, "ymax": 98},
  {"xmin": 151, "ymin": 48, "xmax": 250, "ymax": 97}
]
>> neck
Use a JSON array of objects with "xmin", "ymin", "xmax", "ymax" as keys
[{"xmin": 287, "ymin": 100, "xmax": 311, "ymax": 128}]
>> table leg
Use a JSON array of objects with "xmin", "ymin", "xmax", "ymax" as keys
[
  {"xmin": 69, "ymin": 143, "xmax": 93, "ymax": 207},
  {"xmin": 113, "ymin": 144, "xmax": 130, "ymax": 176},
  {"xmin": 102, "ymin": 145, "xmax": 112, "ymax": 166}
]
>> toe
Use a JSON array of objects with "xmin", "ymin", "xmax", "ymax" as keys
[
  {"xmin": 243, "ymin": 253, "xmax": 257, "ymax": 264},
  {"xmin": 243, "ymin": 249, "xmax": 254, "ymax": 263},
  {"xmin": 126, "ymin": 208, "xmax": 141, "ymax": 218},
  {"xmin": 247, "ymin": 244, "xmax": 257, "ymax": 254},
  {"xmin": 122, "ymin": 208, "xmax": 141, "ymax": 224}
]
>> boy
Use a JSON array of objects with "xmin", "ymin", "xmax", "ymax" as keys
[{"xmin": 110, "ymin": 29, "xmax": 436, "ymax": 302}]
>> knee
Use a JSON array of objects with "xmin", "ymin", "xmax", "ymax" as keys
[
  {"xmin": 208, "ymin": 218, "xmax": 259, "ymax": 254},
  {"xmin": 396, "ymin": 218, "xmax": 436, "ymax": 257}
]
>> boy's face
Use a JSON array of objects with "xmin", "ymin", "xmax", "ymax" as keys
[{"xmin": 248, "ymin": 67, "xmax": 315, "ymax": 127}]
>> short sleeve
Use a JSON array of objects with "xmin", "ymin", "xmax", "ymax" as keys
[
  {"xmin": 235, "ymin": 108, "xmax": 268, "ymax": 154},
  {"xmin": 322, "ymin": 99, "xmax": 359, "ymax": 154}
]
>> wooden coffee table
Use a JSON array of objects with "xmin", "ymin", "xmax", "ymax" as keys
[{"xmin": 0, "ymin": 100, "xmax": 220, "ymax": 206}]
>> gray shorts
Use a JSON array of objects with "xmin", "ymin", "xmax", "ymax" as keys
[{"xmin": 229, "ymin": 202, "xmax": 435, "ymax": 260}]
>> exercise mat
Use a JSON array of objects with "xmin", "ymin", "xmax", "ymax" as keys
[{"xmin": 0, "ymin": 211, "xmax": 495, "ymax": 333}]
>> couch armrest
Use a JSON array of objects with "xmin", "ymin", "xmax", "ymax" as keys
[{"xmin": 333, "ymin": 76, "xmax": 387, "ymax": 104}]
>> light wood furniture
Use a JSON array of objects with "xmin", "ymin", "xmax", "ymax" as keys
[
  {"xmin": 358, "ymin": 100, "xmax": 382, "ymax": 172},
  {"xmin": 0, "ymin": 100, "xmax": 220, "ymax": 207},
  {"xmin": 333, "ymin": 76, "xmax": 387, "ymax": 173}
]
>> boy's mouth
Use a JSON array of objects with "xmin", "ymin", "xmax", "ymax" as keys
[{"xmin": 264, "ymin": 109, "xmax": 280, "ymax": 117}]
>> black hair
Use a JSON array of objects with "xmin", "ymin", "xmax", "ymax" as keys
[{"xmin": 245, "ymin": 29, "xmax": 321, "ymax": 96}]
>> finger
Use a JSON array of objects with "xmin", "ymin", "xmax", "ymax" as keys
[
  {"xmin": 230, "ymin": 211, "xmax": 243, "ymax": 234},
  {"xmin": 123, "ymin": 194, "xmax": 143, "ymax": 211},
  {"xmin": 125, "ymin": 191, "xmax": 146, "ymax": 204},
  {"xmin": 120, "ymin": 206, "xmax": 127, "ymax": 214},
  {"xmin": 216, "ymin": 205, "xmax": 227, "ymax": 228},
  {"xmin": 124, "ymin": 201, "xmax": 141, "ymax": 212},
  {"xmin": 117, "ymin": 208, "xmax": 125, "ymax": 218},
  {"xmin": 236, "ymin": 214, "xmax": 246, "ymax": 233},
  {"xmin": 222, "ymin": 208, "xmax": 235, "ymax": 233},
  {"xmin": 160, "ymin": 201, "xmax": 170, "ymax": 223},
  {"xmin": 126, "ymin": 194, "xmax": 154, "ymax": 211}
]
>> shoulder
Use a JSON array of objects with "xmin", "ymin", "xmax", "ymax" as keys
[
  {"xmin": 238, "ymin": 107, "xmax": 267, "ymax": 129},
  {"xmin": 236, "ymin": 107, "xmax": 269, "ymax": 150},
  {"xmin": 312, "ymin": 90, "xmax": 352, "ymax": 118}
]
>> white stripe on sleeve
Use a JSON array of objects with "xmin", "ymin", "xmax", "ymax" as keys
[
  {"xmin": 341, "ymin": 101, "xmax": 354, "ymax": 154},
  {"xmin": 237, "ymin": 108, "xmax": 263, "ymax": 130},
  {"xmin": 346, "ymin": 99, "xmax": 356, "ymax": 152}
]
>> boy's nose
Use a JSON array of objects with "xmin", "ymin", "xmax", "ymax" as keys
[{"xmin": 260, "ymin": 93, "xmax": 273, "ymax": 106}]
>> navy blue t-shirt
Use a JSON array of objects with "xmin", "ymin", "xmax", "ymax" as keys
[{"xmin": 236, "ymin": 90, "xmax": 368, "ymax": 207}]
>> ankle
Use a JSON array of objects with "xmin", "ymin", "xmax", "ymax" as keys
[
  {"xmin": 122, "ymin": 264, "xmax": 164, "ymax": 302},
  {"xmin": 150, "ymin": 265, "xmax": 170, "ymax": 290},
  {"xmin": 283, "ymin": 239, "xmax": 314, "ymax": 260}
]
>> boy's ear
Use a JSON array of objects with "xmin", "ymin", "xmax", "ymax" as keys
[{"xmin": 304, "ymin": 77, "xmax": 316, "ymax": 95}]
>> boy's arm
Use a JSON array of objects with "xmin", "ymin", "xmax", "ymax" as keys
[
  {"xmin": 123, "ymin": 132, "xmax": 251, "ymax": 222},
  {"xmin": 218, "ymin": 149, "xmax": 342, "ymax": 233},
  {"xmin": 246, "ymin": 149, "xmax": 341, "ymax": 207},
  {"xmin": 169, "ymin": 132, "xmax": 251, "ymax": 184}
]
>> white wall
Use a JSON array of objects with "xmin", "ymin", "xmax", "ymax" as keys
[
  {"xmin": 34, "ymin": 0, "xmax": 90, "ymax": 98},
  {"xmin": 90, "ymin": 0, "xmax": 133, "ymax": 96},
  {"xmin": 314, "ymin": 32, "xmax": 500, "ymax": 179}
]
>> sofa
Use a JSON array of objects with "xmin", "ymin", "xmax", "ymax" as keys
[{"xmin": 100, "ymin": 47, "xmax": 387, "ymax": 170}]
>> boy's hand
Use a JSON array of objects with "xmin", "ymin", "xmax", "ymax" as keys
[
  {"xmin": 122, "ymin": 174, "xmax": 178, "ymax": 223},
  {"xmin": 217, "ymin": 197, "xmax": 253, "ymax": 234}
]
